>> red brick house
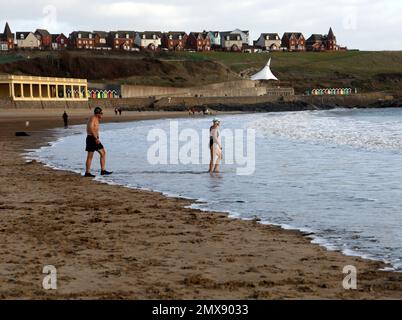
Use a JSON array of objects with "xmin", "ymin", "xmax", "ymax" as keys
[
  {"xmin": 93, "ymin": 31, "xmax": 110, "ymax": 50},
  {"xmin": 161, "ymin": 32, "xmax": 188, "ymax": 51},
  {"xmin": 69, "ymin": 31, "xmax": 95, "ymax": 49},
  {"xmin": 306, "ymin": 28, "xmax": 338, "ymax": 51},
  {"xmin": 0, "ymin": 22, "xmax": 15, "ymax": 51},
  {"xmin": 108, "ymin": 31, "xmax": 135, "ymax": 51},
  {"xmin": 326, "ymin": 28, "xmax": 336, "ymax": 51},
  {"xmin": 35, "ymin": 29, "xmax": 52, "ymax": 49},
  {"xmin": 187, "ymin": 32, "xmax": 211, "ymax": 51},
  {"xmin": 51, "ymin": 33, "xmax": 68, "ymax": 50},
  {"xmin": 306, "ymin": 34, "xmax": 325, "ymax": 51},
  {"xmin": 281, "ymin": 32, "xmax": 306, "ymax": 51}
]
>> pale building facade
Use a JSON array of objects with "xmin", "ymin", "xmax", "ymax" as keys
[
  {"xmin": 0, "ymin": 75, "xmax": 88, "ymax": 101},
  {"xmin": 135, "ymin": 32, "xmax": 162, "ymax": 50},
  {"xmin": 255, "ymin": 33, "xmax": 282, "ymax": 51},
  {"xmin": 16, "ymin": 32, "xmax": 40, "ymax": 49}
]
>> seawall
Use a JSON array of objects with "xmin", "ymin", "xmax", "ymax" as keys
[{"xmin": 0, "ymin": 92, "xmax": 398, "ymax": 112}]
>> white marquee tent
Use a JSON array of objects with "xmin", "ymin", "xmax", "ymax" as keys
[{"xmin": 250, "ymin": 58, "xmax": 279, "ymax": 81}]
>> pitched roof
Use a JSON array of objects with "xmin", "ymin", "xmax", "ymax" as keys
[
  {"xmin": 51, "ymin": 33, "xmax": 67, "ymax": 42},
  {"xmin": 137, "ymin": 31, "xmax": 163, "ymax": 39},
  {"xmin": 110, "ymin": 31, "xmax": 136, "ymax": 38},
  {"xmin": 327, "ymin": 27, "xmax": 335, "ymax": 40},
  {"xmin": 4, "ymin": 22, "xmax": 13, "ymax": 38},
  {"xmin": 307, "ymin": 34, "xmax": 324, "ymax": 42},
  {"xmin": 16, "ymin": 32, "xmax": 36, "ymax": 39},
  {"xmin": 93, "ymin": 31, "xmax": 109, "ymax": 38},
  {"xmin": 164, "ymin": 31, "xmax": 187, "ymax": 40},
  {"xmin": 231, "ymin": 29, "xmax": 249, "ymax": 35},
  {"xmin": 283, "ymin": 32, "xmax": 304, "ymax": 40},
  {"xmin": 221, "ymin": 32, "xmax": 242, "ymax": 41},
  {"xmin": 189, "ymin": 32, "xmax": 209, "ymax": 40},
  {"xmin": 260, "ymin": 33, "xmax": 280, "ymax": 40},
  {"xmin": 35, "ymin": 29, "xmax": 50, "ymax": 37},
  {"xmin": 70, "ymin": 31, "xmax": 94, "ymax": 38}
]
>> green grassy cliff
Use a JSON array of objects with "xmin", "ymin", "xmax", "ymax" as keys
[{"xmin": 1, "ymin": 50, "xmax": 402, "ymax": 94}]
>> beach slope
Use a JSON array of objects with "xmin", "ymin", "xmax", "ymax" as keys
[{"xmin": 0, "ymin": 110, "xmax": 401, "ymax": 299}]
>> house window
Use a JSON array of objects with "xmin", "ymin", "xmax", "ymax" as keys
[
  {"xmin": 115, "ymin": 34, "xmax": 119, "ymax": 39},
  {"xmin": 20, "ymin": 34, "xmax": 25, "ymax": 40},
  {"xmin": 169, "ymin": 35, "xmax": 173, "ymax": 40},
  {"xmin": 61, "ymin": 39, "xmax": 64, "ymax": 44},
  {"xmin": 142, "ymin": 34, "xmax": 146, "ymax": 39},
  {"xmin": 153, "ymin": 35, "xmax": 156, "ymax": 39},
  {"xmin": 115, "ymin": 40, "xmax": 119, "ymax": 44},
  {"xmin": 126, "ymin": 34, "xmax": 129, "ymax": 39},
  {"xmin": 89, "ymin": 34, "xmax": 92, "ymax": 39},
  {"xmin": 179, "ymin": 35, "xmax": 182, "ymax": 40},
  {"xmin": 78, "ymin": 40, "xmax": 82, "ymax": 44}
]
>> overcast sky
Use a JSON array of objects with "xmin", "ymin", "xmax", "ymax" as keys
[{"xmin": 1, "ymin": 0, "xmax": 401, "ymax": 50}]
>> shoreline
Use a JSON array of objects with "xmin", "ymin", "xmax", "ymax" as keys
[
  {"xmin": 1, "ymin": 110, "xmax": 402, "ymax": 299},
  {"xmin": 29, "ymin": 115, "xmax": 399, "ymax": 273}
]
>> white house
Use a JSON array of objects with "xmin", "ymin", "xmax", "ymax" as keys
[
  {"xmin": 220, "ymin": 32, "xmax": 243, "ymax": 51},
  {"xmin": 135, "ymin": 32, "xmax": 162, "ymax": 50},
  {"xmin": 230, "ymin": 29, "xmax": 249, "ymax": 45},
  {"xmin": 16, "ymin": 32, "xmax": 40, "ymax": 49},
  {"xmin": 255, "ymin": 33, "xmax": 282, "ymax": 51}
]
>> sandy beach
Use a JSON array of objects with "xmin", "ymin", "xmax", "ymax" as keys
[{"xmin": 0, "ymin": 109, "xmax": 401, "ymax": 300}]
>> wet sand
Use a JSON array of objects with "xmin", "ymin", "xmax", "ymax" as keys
[{"xmin": 0, "ymin": 109, "xmax": 401, "ymax": 299}]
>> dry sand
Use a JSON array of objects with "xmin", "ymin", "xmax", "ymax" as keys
[{"xmin": 0, "ymin": 109, "xmax": 401, "ymax": 300}]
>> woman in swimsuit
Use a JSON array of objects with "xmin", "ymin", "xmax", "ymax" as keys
[{"xmin": 209, "ymin": 119, "xmax": 223, "ymax": 173}]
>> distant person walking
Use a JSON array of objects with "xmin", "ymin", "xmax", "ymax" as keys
[
  {"xmin": 118, "ymin": 107, "xmax": 122, "ymax": 116},
  {"xmin": 114, "ymin": 107, "xmax": 118, "ymax": 116},
  {"xmin": 84, "ymin": 107, "xmax": 113, "ymax": 177},
  {"xmin": 62, "ymin": 111, "xmax": 69, "ymax": 128},
  {"xmin": 209, "ymin": 119, "xmax": 223, "ymax": 173}
]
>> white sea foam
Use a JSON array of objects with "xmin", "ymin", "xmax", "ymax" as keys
[
  {"xmin": 27, "ymin": 110, "xmax": 402, "ymax": 272},
  {"xmin": 250, "ymin": 109, "xmax": 402, "ymax": 152}
]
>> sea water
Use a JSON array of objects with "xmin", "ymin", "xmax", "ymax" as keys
[{"xmin": 28, "ymin": 108, "xmax": 402, "ymax": 271}]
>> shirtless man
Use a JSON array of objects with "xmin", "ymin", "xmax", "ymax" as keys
[{"xmin": 84, "ymin": 107, "xmax": 112, "ymax": 177}]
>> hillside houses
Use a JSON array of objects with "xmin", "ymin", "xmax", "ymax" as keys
[
  {"xmin": 220, "ymin": 32, "xmax": 243, "ymax": 52},
  {"xmin": 16, "ymin": 32, "xmax": 41, "ymax": 49},
  {"xmin": 0, "ymin": 22, "xmax": 347, "ymax": 53},
  {"xmin": 0, "ymin": 23, "xmax": 14, "ymax": 51},
  {"xmin": 281, "ymin": 32, "xmax": 306, "ymax": 51},
  {"xmin": 306, "ymin": 28, "xmax": 339, "ymax": 51},
  {"xmin": 35, "ymin": 29, "xmax": 52, "ymax": 49},
  {"xmin": 109, "ymin": 31, "xmax": 136, "ymax": 51},
  {"xmin": 93, "ymin": 31, "xmax": 110, "ymax": 50},
  {"xmin": 187, "ymin": 32, "xmax": 211, "ymax": 51},
  {"xmin": 69, "ymin": 31, "xmax": 95, "ymax": 49},
  {"xmin": 51, "ymin": 33, "xmax": 68, "ymax": 50},
  {"xmin": 161, "ymin": 32, "xmax": 188, "ymax": 51},
  {"xmin": 135, "ymin": 32, "xmax": 162, "ymax": 51},
  {"xmin": 254, "ymin": 33, "xmax": 281, "ymax": 51},
  {"xmin": 207, "ymin": 31, "xmax": 221, "ymax": 49}
]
